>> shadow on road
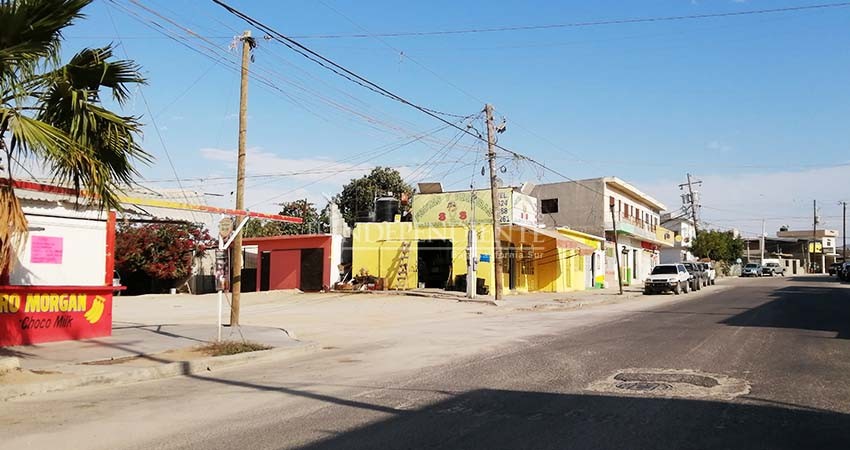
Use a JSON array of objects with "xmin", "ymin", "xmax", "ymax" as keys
[
  {"xmin": 720, "ymin": 285, "xmax": 850, "ymax": 339},
  {"xmin": 786, "ymin": 276, "xmax": 843, "ymax": 283},
  {"xmin": 288, "ymin": 389, "xmax": 850, "ymax": 450}
]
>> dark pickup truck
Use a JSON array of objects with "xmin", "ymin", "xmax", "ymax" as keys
[{"xmin": 680, "ymin": 262, "xmax": 707, "ymax": 290}]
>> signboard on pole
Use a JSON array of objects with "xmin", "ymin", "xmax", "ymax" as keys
[{"xmin": 219, "ymin": 217, "xmax": 234, "ymax": 240}]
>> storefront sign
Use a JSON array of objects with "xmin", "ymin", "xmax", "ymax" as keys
[
  {"xmin": 413, "ymin": 189, "xmax": 506, "ymax": 226},
  {"xmin": 30, "ymin": 236, "xmax": 63, "ymax": 264},
  {"xmin": 511, "ymin": 192, "xmax": 538, "ymax": 227},
  {"xmin": 0, "ymin": 286, "xmax": 113, "ymax": 346},
  {"xmin": 413, "ymin": 188, "xmax": 535, "ymax": 227}
]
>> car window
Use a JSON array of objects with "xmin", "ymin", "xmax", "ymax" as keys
[{"xmin": 651, "ymin": 265, "xmax": 678, "ymax": 275}]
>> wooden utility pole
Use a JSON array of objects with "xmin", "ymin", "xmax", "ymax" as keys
[
  {"xmin": 812, "ymin": 199, "xmax": 817, "ymax": 273},
  {"xmin": 681, "ymin": 173, "xmax": 701, "ymax": 236},
  {"xmin": 230, "ymin": 30, "xmax": 252, "ymax": 326},
  {"xmin": 842, "ymin": 201, "xmax": 847, "ymax": 261},
  {"xmin": 610, "ymin": 197, "xmax": 623, "ymax": 295},
  {"xmin": 484, "ymin": 104, "xmax": 503, "ymax": 300}
]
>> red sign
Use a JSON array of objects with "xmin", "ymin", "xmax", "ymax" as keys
[{"xmin": 0, "ymin": 285, "xmax": 114, "ymax": 346}]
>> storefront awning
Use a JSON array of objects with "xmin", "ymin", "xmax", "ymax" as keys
[{"xmin": 505, "ymin": 224, "xmax": 596, "ymax": 256}]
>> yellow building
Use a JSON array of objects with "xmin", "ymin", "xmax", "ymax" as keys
[
  {"xmin": 557, "ymin": 228, "xmax": 607, "ymax": 288},
  {"xmin": 351, "ymin": 188, "xmax": 594, "ymax": 294}
]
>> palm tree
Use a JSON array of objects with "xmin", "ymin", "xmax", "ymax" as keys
[{"xmin": 0, "ymin": 0, "xmax": 149, "ymax": 270}]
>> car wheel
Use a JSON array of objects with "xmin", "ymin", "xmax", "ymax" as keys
[
  {"xmin": 683, "ymin": 281, "xmax": 690, "ymax": 293},
  {"xmin": 673, "ymin": 283, "xmax": 681, "ymax": 295}
]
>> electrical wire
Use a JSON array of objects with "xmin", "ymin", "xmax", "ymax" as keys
[
  {"xmin": 284, "ymin": 2, "xmax": 850, "ymax": 39},
  {"xmin": 212, "ymin": 0, "xmax": 612, "ymax": 199},
  {"xmin": 105, "ymin": 4, "xmax": 201, "ymax": 223}
]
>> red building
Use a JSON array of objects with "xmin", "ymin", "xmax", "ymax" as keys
[{"xmin": 242, "ymin": 235, "xmax": 338, "ymax": 292}]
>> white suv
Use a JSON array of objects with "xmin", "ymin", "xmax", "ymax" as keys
[{"xmin": 644, "ymin": 264, "xmax": 692, "ymax": 295}]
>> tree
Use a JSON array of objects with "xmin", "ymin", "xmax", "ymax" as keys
[
  {"xmin": 690, "ymin": 230, "xmax": 744, "ymax": 262},
  {"xmin": 335, "ymin": 167, "xmax": 413, "ymax": 225},
  {"xmin": 115, "ymin": 222, "xmax": 215, "ymax": 292},
  {"xmin": 243, "ymin": 199, "xmax": 327, "ymax": 238},
  {"xmin": 0, "ymin": 0, "xmax": 148, "ymax": 270}
]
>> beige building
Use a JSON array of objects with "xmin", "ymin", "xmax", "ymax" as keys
[{"xmin": 532, "ymin": 177, "xmax": 674, "ymax": 286}]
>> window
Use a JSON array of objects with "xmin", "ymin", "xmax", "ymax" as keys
[{"xmin": 541, "ymin": 198, "xmax": 559, "ymax": 214}]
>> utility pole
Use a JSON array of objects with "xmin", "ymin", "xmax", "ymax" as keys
[
  {"xmin": 679, "ymin": 174, "xmax": 702, "ymax": 236},
  {"xmin": 812, "ymin": 199, "xmax": 817, "ymax": 273},
  {"xmin": 842, "ymin": 201, "xmax": 847, "ymax": 261},
  {"xmin": 760, "ymin": 219, "xmax": 765, "ymax": 263},
  {"xmin": 610, "ymin": 197, "xmax": 623, "ymax": 295},
  {"xmin": 484, "ymin": 104, "xmax": 504, "ymax": 300},
  {"xmin": 230, "ymin": 30, "xmax": 252, "ymax": 326}
]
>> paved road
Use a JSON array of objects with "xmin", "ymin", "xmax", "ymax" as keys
[{"xmin": 4, "ymin": 276, "xmax": 850, "ymax": 449}]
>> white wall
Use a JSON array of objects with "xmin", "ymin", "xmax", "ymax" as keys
[
  {"xmin": 331, "ymin": 234, "xmax": 343, "ymax": 284},
  {"xmin": 11, "ymin": 213, "xmax": 107, "ymax": 286}
]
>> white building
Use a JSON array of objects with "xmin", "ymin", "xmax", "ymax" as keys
[
  {"xmin": 532, "ymin": 177, "xmax": 674, "ymax": 287},
  {"xmin": 659, "ymin": 212, "xmax": 696, "ymax": 263}
]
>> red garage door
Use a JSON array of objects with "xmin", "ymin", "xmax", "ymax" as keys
[{"xmin": 270, "ymin": 250, "xmax": 300, "ymax": 290}]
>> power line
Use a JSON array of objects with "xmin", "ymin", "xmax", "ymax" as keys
[
  {"xmin": 114, "ymin": 0, "xmax": 483, "ymax": 154},
  {"xmin": 212, "ymin": 0, "xmax": 611, "ymax": 198},
  {"xmin": 282, "ymin": 2, "xmax": 850, "ymax": 39},
  {"xmin": 105, "ymin": 4, "xmax": 200, "ymax": 223}
]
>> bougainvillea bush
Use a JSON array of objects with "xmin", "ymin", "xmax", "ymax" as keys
[{"xmin": 115, "ymin": 222, "xmax": 216, "ymax": 291}]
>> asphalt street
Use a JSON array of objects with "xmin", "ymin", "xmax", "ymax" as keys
[{"xmin": 3, "ymin": 276, "xmax": 849, "ymax": 449}]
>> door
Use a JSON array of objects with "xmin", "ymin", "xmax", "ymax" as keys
[
  {"xmin": 585, "ymin": 255, "xmax": 594, "ymax": 288},
  {"xmin": 260, "ymin": 251, "xmax": 271, "ymax": 291},
  {"xmin": 300, "ymin": 248, "xmax": 325, "ymax": 291},
  {"xmin": 508, "ymin": 244, "xmax": 517, "ymax": 291},
  {"xmin": 417, "ymin": 240, "xmax": 453, "ymax": 289},
  {"xmin": 270, "ymin": 250, "xmax": 300, "ymax": 290}
]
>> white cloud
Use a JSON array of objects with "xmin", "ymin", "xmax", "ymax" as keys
[
  {"xmin": 706, "ymin": 140, "xmax": 732, "ymax": 153},
  {"xmin": 638, "ymin": 165, "xmax": 850, "ymax": 238},
  {"xmin": 198, "ymin": 146, "xmax": 376, "ymax": 212}
]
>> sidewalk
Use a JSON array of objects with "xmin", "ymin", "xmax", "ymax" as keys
[
  {"xmin": 1, "ymin": 278, "xmax": 726, "ymax": 401},
  {"xmin": 392, "ymin": 284, "xmax": 647, "ymax": 310},
  {"xmin": 0, "ymin": 322, "xmax": 313, "ymax": 401}
]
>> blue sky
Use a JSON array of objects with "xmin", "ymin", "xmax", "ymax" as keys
[{"xmin": 48, "ymin": 0, "xmax": 850, "ymax": 236}]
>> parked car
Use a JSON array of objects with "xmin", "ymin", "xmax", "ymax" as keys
[
  {"xmin": 741, "ymin": 263, "xmax": 763, "ymax": 277},
  {"xmin": 838, "ymin": 262, "xmax": 850, "ymax": 281},
  {"xmin": 644, "ymin": 264, "xmax": 692, "ymax": 295},
  {"xmin": 680, "ymin": 262, "xmax": 706, "ymax": 290},
  {"xmin": 762, "ymin": 262, "xmax": 785, "ymax": 277},
  {"xmin": 700, "ymin": 262, "xmax": 717, "ymax": 286},
  {"xmin": 829, "ymin": 262, "xmax": 843, "ymax": 276}
]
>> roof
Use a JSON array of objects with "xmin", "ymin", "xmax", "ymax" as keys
[
  {"xmin": 555, "ymin": 227, "xmax": 606, "ymax": 242},
  {"xmin": 601, "ymin": 177, "xmax": 667, "ymax": 211},
  {"xmin": 506, "ymin": 224, "xmax": 596, "ymax": 255},
  {"xmin": 6, "ymin": 179, "xmax": 301, "ymax": 226},
  {"xmin": 243, "ymin": 234, "xmax": 332, "ymax": 244}
]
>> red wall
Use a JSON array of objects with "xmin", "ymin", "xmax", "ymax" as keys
[{"xmin": 243, "ymin": 235, "xmax": 333, "ymax": 291}]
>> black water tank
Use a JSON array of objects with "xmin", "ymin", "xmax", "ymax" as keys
[{"xmin": 375, "ymin": 197, "xmax": 400, "ymax": 222}]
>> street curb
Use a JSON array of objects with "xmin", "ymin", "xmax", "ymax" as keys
[
  {"xmin": 388, "ymin": 290, "xmax": 499, "ymax": 306},
  {"xmin": 0, "ymin": 342, "xmax": 319, "ymax": 402}
]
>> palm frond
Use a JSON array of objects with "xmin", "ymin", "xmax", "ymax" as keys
[
  {"xmin": 0, "ymin": 0, "xmax": 92, "ymax": 89},
  {"xmin": 34, "ymin": 46, "xmax": 150, "ymax": 210}
]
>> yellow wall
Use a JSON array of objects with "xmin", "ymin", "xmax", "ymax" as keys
[
  {"xmin": 352, "ymin": 222, "xmax": 594, "ymax": 294},
  {"xmin": 352, "ymin": 222, "xmax": 497, "ymax": 291}
]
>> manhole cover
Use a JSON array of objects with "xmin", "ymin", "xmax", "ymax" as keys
[
  {"xmin": 587, "ymin": 368, "xmax": 750, "ymax": 400},
  {"xmin": 615, "ymin": 381, "xmax": 673, "ymax": 392}
]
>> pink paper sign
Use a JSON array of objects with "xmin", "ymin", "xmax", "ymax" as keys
[{"xmin": 30, "ymin": 236, "xmax": 64, "ymax": 264}]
